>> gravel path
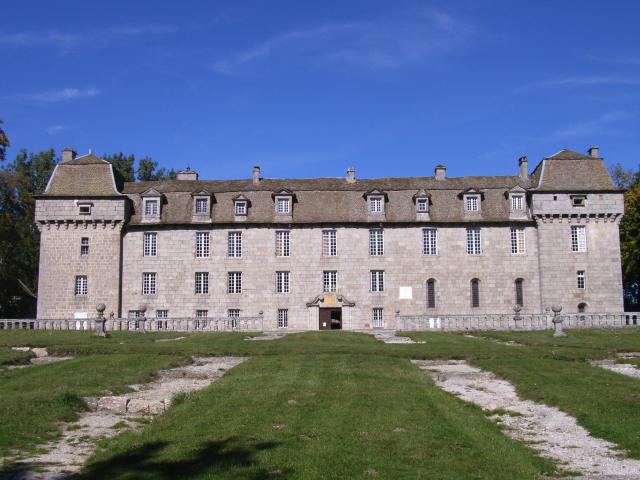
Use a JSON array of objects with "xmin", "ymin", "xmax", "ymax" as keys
[
  {"xmin": 1, "ymin": 356, "xmax": 247, "ymax": 480},
  {"xmin": 463, "ymin": 334, "xmax": 523, "ymax": 347},
  {"xmin": 590, "ymin": 358, "xmax": 640, "ymax": 380},
  {"xmin": 244, "ymin": 331, "xmax": 291, "ymax": 341},
  {"xmin": 368, "ymin": 330, "xmax": 417, "ymax": 344},
  {"xmin": 5, "ymin": 347, "xmax": 73, "ymax": 370},
  {"xmin": 413, "ymin": 359, "xmax": 640, "ymax": 478}
]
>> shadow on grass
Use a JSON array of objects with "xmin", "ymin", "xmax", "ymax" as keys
[{"xmin": 0, "ymin": 439, "xmax": 289, "ymax": 480}]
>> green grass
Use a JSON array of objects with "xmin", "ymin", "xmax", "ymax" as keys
[
  {"xmin": 0, "ymin": 328, "xmax": 639, "ymax": 478},
  {"xmin": 0, "ymin": 346, "xmax": 32, "ymax": 366}
]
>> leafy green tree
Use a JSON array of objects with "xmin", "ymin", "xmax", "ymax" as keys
[
  {"xmin": 137, "ymin": 157, "xmax": 175, "ymax": 181},
  {"xmin": 104, "ymin": 152, "xmax": 135, "ymax": 182},
  {"xmin": 0, "ymin": 119, "xmax": 9, "ymax": 162}
]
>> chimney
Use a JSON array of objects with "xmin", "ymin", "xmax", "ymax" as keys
[
  {"xmin": 62, "ymin": 147, "xmax": 77, "ymax": 163},
  {"xmin": 252, "ymin": 165, "xmax": 261, "ymax": 184},
  {"xmin": 346, "ymin": 166, "xmax": 356, "ymax": 183},
  {"xmin": 518, "ymin": 156, "xmax": 528, "ymax": 180},
  {"xmin": 176, "ymin": 167, "xmax": 198, "ymax": 181},
  {"xmin": 434, "ymin": 164, "xmax": 446, "ymax": 180},
  {"xmin": 588, "ymin": 146, "xmax": 600, "ymax": 158}
]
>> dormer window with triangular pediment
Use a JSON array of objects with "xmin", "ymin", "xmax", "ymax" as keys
[
  {"xmin": 272, "ymin": 189, "xmax": 295, "ymax": 216},
  {"xmin": 363, "ymin": 189, "xmax": 388, "ymax": 215},
  {"xmin": 413, "ymin": 190, "xmax": 431, "ymax": 213},
  {"xmin": 460, "ymin": 188, "xmax": 483, "ymax": 214},
  {"xmin": 233, "ymin": 194, "xmax": 251, "ymax": 218},
  {"xmin": 141, "ymin": 188, "xmax": 163, "ymax": 222},
  {"xmin": 505, "ymin": 186, "xmax": 527, "ymax": 218},
  {"xmin": 191, "ymin": 190, "xmax": 213, "ymax": 221}
]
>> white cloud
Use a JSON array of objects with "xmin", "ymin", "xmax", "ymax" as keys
[
  {"xmin": 553, "ymin": 111, "xmax": 635, "ymax": 139},
  {"xmin": 212, "ymin": 10, "xmax": 474, "ymax": 75},
  {"xmin": 45, "ymin": 124, "xmax": 68, "ymax": 135},
  {"xmin": 13, "ymin": 87, "xmax": 101, "ymax": 104}
]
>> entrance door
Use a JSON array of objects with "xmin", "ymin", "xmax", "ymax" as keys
[{"xmin": 319, "ymin": 308, "xmax": 342, "ymax": 330}]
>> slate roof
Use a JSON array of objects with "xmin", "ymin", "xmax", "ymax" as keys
[
  {"xmin": 43, "ymin": 153, "xmax": 122, "ymax": 196},
  {"xmin": 530, "ymin": 149, "xmax": 615, "ymax": 192}
]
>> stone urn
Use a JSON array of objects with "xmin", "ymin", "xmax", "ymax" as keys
[
  {"xmin": 95, "ymin": 303, "xmax": 107, "ymax": 337},
  {"xmin": 551, "ymin": 304, "xmax": 566, "ymax": 337}
]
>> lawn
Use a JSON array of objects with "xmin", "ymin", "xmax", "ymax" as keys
[{"xmin": 0, "ymin": 328, "xmax": 639, "ymax": 478}]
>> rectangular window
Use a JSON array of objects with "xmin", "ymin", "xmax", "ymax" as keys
[
  {"xmin": 571, "ymin": 226, "xmax": 587, "ymax": 252},
  {"xmin": 235, "ymin": 201, "xmax": 247, "ymax": 215},
  {"xmin": 426, "ymin": 279, "xmax": 436, "ymax": 308},
  {"xmin": 510, "ymin": 227, "xmax": 526, "ymax": 254},
  {"xmin": 422, "ymin": 228, "xmax": 437, "ymax": 255},
  {"xmin": 276, "ymin": 197, "xmax": 290, "ymax": 214},
  {"xmin": 372, "ymin": 308, "xmax": 384, "ymax": 328},
  {"xmin": 143, "ymin": 232, "xmax": 157, "ymax": 257},
  {"xmin": 276, "ymin": 271, "xmax": 290, "ymax": 293},
  {"xmin": 466, "ymin": 228, "xmax": 482, "ymax": 255},
  {"xmin": 369, "ymin": 229, "xmax": 384, "ymax": 256},
  {"xmin": 144, "ymin": 199, "xmax": 159, "ymax": 216},
  {"xmin": 228, "ymin": 272, "xmax": 242, "ymax": 294},
  {"xmin": 277, "ymin": 309, "xmax": 289, "ymax": 328},
  {"xmin": 465, "ymin": 196, "xmax": 479, "ymax": 212},
  {"xmin": 370, "ymin": 270, "xmax": 384, "ymax": 292},
  {"xmin": 80, "ymin": 237, "xmax": 89, "ymax": 257},
  {"xmin": 322, "ymin": 230, "xmax": 337, "ymax": 256},
  {"xmin": 156, "ymin": 310, "xmax": 168, "ymax": 318},
  {"xmin": 369, "ymin": 197, "xmax": 383, "ymax": 213},
  {"xmin": 577, "ymin": 270, "xmax": 586, "ymax": 289},
  {"xmin": 195, "ymin": 309, "xmax": 208, "ymax": 318},
  {"xmin": 471, "ymin": 279, "xmax": 480, "ymax": 307},
  {"xmin": 74, "ymin": 275, "xmax": 88, "ymax": 295},
  {"xmin": 196, "ymin": 232, "xmax": 210, "ymax": 258},
  {"xmin": 511, "ymin": 195, "xmax": 524, "ymax": 211},
  {"xmin": 416, "ymin": 198, "xmax": 428, "ymax": 212},
  {"xmin": 128, "ymin": 310, "xmax": 142, "ymax": 319},
  {"xmin": 572, "ymin": 195, "xmax": 587, "ymax": 207},
  {"xmin": 195, "ymin": 198, "xmax": 209, "ymax": 214},
  {"xmin": 323, "ymin": 271, "xmax": 337, "ymax": 293},
  {"xmin": 142, "ymin": 272, "xmax": 156, "ymax": 295},
  {"xmin": 275, "ymin": 230, "xmax": 290, "ymax": 257},
  {"xmin": 228, "ymin": 231, "xmax": 242, "ymax": 257},
  {"xmin": 78, "ymin": 204, "xmax": 91, "ymax": 215},
  {"xmin": 228, "ymin": 309, "xmax": 240, "ymax": 328},
  {"xmin": 195, "ymin": 272, "xmax": 209, "ymax": 294},
  {"xmin": 515, "ymin": 279, "xmax": 524, "ymax": 307}
]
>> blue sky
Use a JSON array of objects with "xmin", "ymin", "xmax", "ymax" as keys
[{"xmin": 2, "ymin": 0, "xmax": 640, "ymax": 180}]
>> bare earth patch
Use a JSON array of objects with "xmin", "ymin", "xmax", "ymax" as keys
[
  {"xmin": 245, "ymin": 332, "xmax": 291, "ymax": 341},
  {"xmin": 5, "ymin": 347, "xmax": 73, "ymax": 370},
  {"xmin": 590, "ymin": 359, "xmax": 640, "ymax": 380},
  {"xmin": 369, "ymin": 331, "xmax": 417, "ymax": 344},
  {"xmin": 1, "ymin": 356, "xmax": 246, "ymax": 480},
  {"xmin": 463, "ymin": 334, "xmax": 523, "ymax": 347},
  {"xmin": 412, "ymin": 359, "xmax": 640, "ymax": 477}
]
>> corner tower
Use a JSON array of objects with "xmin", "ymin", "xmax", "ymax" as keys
[{"xmin": 34, "ymin": 149, "xmax": 127, "ymax": 319}]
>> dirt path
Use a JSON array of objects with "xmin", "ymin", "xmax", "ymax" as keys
[
  {"xmin": 1, "ymin": 356, "xmax": 246, "ymax": 480},
  {"xmin": 368, "ymin": 330, "xmax": 417, "ymax": 344},
  {"xmin": 463, "ymin": 334, "xmax": 523, "ymax": 347},
  {"xmin": 590, "ymin": 358, "xmax": 640, "ymax": 380},
  {"xmin": 413, "ymin": 359, "xmax": 640, "ymax": 477},
  {"xmin": 5, "ymin": 347, "xmax": 73, "ymax": 370}
]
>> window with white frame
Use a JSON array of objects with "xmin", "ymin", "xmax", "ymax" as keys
[
  {"xmin": 470, "ymin": 278, "xmax": 480, "ymax": 307},
  {"xmin": 196, "ymin": 232, "xmax": 210, "ymax": 258},
  {"xmin": 235, "ymin": 201, "xmax": 247, "ymax": 215},
  {"xmin": 143, "ymin": 232, "xmax": 157, "ymax": 257},
  {"xmin": 80, "ymin": 237, "xmax": 89, "ymax": 257},
  {"xmin": 369, "ymin": 196, "xmax": 383, "ymax": 214},
  {"xmin": 275, "ymin": 230, "xmax": 290, "ymax": 257},
  {"xmin": 277, "ymin": 309, "xmax": 289, "ymax": 328},
  {"xmin": 195, "ymin": 309, "xmax": 208, "ymax": 318},
  {"xmin": 74, "ymin": 275, "xmax": 88, "ymax": 295},
  {"xmin": 228, "ymin": 231, "xmax": 242, "ymax": 257},
  {"xmin": 128, "ymin": 310, "xmax": 142, "ymax": 319},
  {"xmin": 276, "ymin": 271, "xmax": 290, "ymax": 293},
  {"xmin": 572, "ymin": 195, "xmax": 587, "ymax": 207},
  {"xmin": 466, "ymin": 227, "xmax": 482, "ymax": 255},
  {"xmin": 465, "ymin": 195, "xmax": 479, "ymax": 212},
  {"xmin": 571, "ymin": 226, "xmax": 587, "ymax": 252},
  {"xmin": 322, "ymin": 230, "xmax": 337, "ymax": 256},
  {"xmin": 323, "ymin": 271, "xmax": 337, "ymax": 293},
  {"xmin": 156, "ymin": 310, "xmax": 168, "ymax": 318},
  {"xmin": 369, "ymin": 229, "xmax": 384, "ymax": 256},
  {"xmin": 422, "ymin": 228, "xmax": 437, "ymax": 255},
  {"xmin": 78, "ymin": 204, "xmax": 91, "ymax": 215},
  {"xmin": 144, "ymin": 199, "xmax": 159, "ymax": 216},
  {"xmin": 426, "ymin": 279, "xmax": 436, "ymax": 308},
  {"xmin": 510, "ymin": 227, "xmax": 526, "ymax": 254},
  {"xmin": 370, "ymin": 270, "xmax": 384, "ymax": 292},
  {"xmin": 195, "ymin": 272, "xmax": 209, "ymax": 294},
  {"xmin": 142, "ymin": 272, "xmax": 156, "ymax": 295},
  {"xmin": 372, "ymin": 308, "xmax": 384, "ymax": 328},
  {"xmin": 416, "ymin": 197, "xmax": 429, "ymax": 213},
  {"xmin": 577, "ymin": 270, "xmax": 586, "ymax": 289},
  {"xmin": 195, "ymin": 198, "xmax": 209, "ymax": 214},
  {"xmin": 511, "ymin": 195, "xmax": 524, "ymax": 211},
  {"xmin": 228, "ymin": 272, "xmax": 242, "ymax": 293},
  {"xmin": 227, "ymin": 309, "xmax": 240, "ymax": 328},
  {"xmin": 276, "ymin": 197, "xmax": 291, "ymax": 214},
  {"xmin": 515, "ymin": 278, "xmax": 524, "ymax": 306}
]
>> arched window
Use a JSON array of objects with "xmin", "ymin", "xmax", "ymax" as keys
[
  {"xmin": 426, "ymin": 279, "xmax": 436, "ymax": 308},
  {"xmin": 515, "ymin": 278, "xmax": 524, "ymax": 307},
  {"xmin": 471, "ymin": 278, "xmax": 480, "ymax": 308},
  {"xmin": 578, "ymin": 302, "xmax": 587, "ymax": 321}
]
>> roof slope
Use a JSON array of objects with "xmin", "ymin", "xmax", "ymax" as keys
[
  {"xmin": 43, "ymin": 153, "xmax": 122, "ymax": 196},
  {"xmin": 530, "ymin": 149, "xmax": 614, "ymax": 191}
]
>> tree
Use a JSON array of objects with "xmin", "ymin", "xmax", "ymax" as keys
[
  {"xmin": 104, "ymin": 152, "xmax": 135, "ymax": 182},
  {"xmin": 137, "ymin": 157, "xmax": 175, "ymax": 181},
  {"xmin": 0, "ymin": 119, "xmax": 9, "ymax": 162}
]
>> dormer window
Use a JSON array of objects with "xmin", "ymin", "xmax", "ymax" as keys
[
  {"xmin": 191, "ymin": 190, "xmax": 212, "ymax": 219},
  {"xmin": 416, "ymin": 198, "xmax": 428, "ymax": 213},
  {"xmin": 235, "ymin": 201, "xmax": 247, "ymax": 215},
  {"xmin": 370, "ymin": 197, "xmax": 383, "ymax": 214},
  {"xmin": 276, "ymin": 197, "xmax": 290, "ymax": 214},
  {"xmin": 195, "ymin": 198, "xmax": 209, "ymax": 214},
  {"xmin": 511, "ymin": 194, "xmax": 524, "ymax": 211},
  {"xmin": 571, "ymin": 195, "xmax": 587, "ymax": 207},
  {"xmin": 465, "ymin": 196, "xmax": 479, "ymax": 212},
  {"xmin": 144, "ymin": 199, "xmax": 159, "ymax": 216}
]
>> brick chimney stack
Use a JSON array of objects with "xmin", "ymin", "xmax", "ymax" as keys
[{"xmin": 61, "ymin": 147, "xmax": 77, "ymax": 163}]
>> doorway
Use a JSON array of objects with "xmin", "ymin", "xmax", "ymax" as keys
[{"xmin": 319, "ymin": 308, "xmax": 342, "ymax": 330}]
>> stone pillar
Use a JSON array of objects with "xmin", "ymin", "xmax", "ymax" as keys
[
  {"xmin": 95, "ymin": 303, "xmax": 107, "ymax": 337},
  {"xmin": 139, "ymin": 304, "xmax": 148, "ymax": 333},
  {"xmin": 513, "ymin": 304, "xmax": 522, "ymax": 329},
  {"xmin": 552, "ymin": 304, "xmax": 566, "ymax": 337}
]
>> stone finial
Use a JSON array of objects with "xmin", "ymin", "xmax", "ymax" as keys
[
  {"xmin": 62, "ymin": 147, "xmax": 77, "ymax": 163},
  {"xmin": 138, "ymin": 304, "xmax": 148, "ymax": 314},
  {"xmin": 588, "ymin": 146, "xmax": 600, "ymax": 158},
  {"xmin": 346, "ymin": 167, "xmax": 356, "ymax": 183},
  {"xmin": 434, "ymin": 165, "xmax": 446, "ymax": 181},
  {"xmin": 518, "ymin": 156, "xmax": 528, "ymax": 180},
  {"xmin": 252, "ymin": 166, "xmax": 261, "ymax": 184},
  {"xmin": 551, "ymin": 304, "xmax": 566, "ymax": 337},
  {"xmin": 96, "ymin": 303, "xmax": 106, "ymax": 314}
]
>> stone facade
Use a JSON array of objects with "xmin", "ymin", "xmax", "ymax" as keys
[{"xmin": 34, "ymin": 148, "xmax": 625, "ymax": 329}]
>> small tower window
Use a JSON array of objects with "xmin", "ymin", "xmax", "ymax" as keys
[
  {"xmin": 80, "ymin": 237, "xmax": 89, "ymax": 257},
  {"xmin": 470, "ymin": 278, "xmax": 480, "ymax": 307},
  {"xmin": 78, "ymin": 204, "xmax": 91, "ymax": 215}
]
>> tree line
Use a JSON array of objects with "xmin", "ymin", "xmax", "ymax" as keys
[{"xmin": 1, "ymin": 119, "xmax": 640, "ymax": 316}]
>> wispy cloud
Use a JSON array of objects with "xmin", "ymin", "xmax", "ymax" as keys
[
  {"xmin": 586, "ymin": 54, "xmax": 640, "ymax": 65},
  {"xmin": 212, "ymin": 9, "xmax": 474, "ymax": 75},
  {"xmin": 553, "ymin": 111, "xmax": 635, "ymax": 139},
  {"xmin": 11, "ymin": 87, "xmax": 101, "ymax": 104},
  {"xmin": 45, "ymin": 124, "xmax": 69, "ymax": 135},
  {"xmin": 520, "ymin": 76, "xmax": 640, "ymax": 90}
]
